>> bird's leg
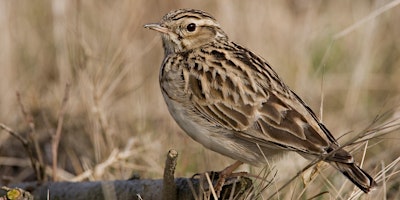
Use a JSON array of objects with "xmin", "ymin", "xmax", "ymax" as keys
[{"xmin": 214, "ymin": 160, "xmax": 244, "ymax": 197}]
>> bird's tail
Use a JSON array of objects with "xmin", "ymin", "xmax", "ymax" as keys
[{"xmin": 333, "ymin": 162, "xmax": 377, "ymax": 193}]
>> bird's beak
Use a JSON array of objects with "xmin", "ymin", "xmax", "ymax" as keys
[{"xmin": 144, "ymin": 23, "xmax": 169, "ymax": 34}]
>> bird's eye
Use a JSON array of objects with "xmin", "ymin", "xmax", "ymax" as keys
[{"xmin": 186, "ymin": 23, "xmax": 196, "ymax": 32}]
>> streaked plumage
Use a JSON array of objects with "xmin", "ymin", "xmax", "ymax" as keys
[{"xmin": 145, "ymin": 9, "xmax": 376, "ymax": 193}]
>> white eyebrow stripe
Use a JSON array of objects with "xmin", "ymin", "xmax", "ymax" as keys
[{"xmin": 198, "ymin": 19, "xmax": 220, "ymax": 27}]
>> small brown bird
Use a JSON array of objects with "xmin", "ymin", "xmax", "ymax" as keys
[{"xmin": 145, "ymin": 9, "xmax": 376, "ymax": 193}]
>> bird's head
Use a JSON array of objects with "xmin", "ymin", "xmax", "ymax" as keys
[{"xmin": 144, "ymin": 9, "xmax": 228, "ymax": 55}]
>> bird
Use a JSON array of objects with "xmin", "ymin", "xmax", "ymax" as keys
[{"xmin": 144, "ymin": 8, "xmax": 376, "ymax": 193}]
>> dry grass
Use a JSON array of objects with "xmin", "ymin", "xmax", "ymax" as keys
[{"xmin": 0, "ymin": 0, "xmax": 399, "ymax": 199}]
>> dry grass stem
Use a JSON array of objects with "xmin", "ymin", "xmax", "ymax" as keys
[
  {"xmin": 52, "ymin": 83, "xmax": 71, "ymax": 181},
  {"xmin": 16, "ymin": 93, "xmax": 46, "ymax": 181},
  {"xmin": 334, "ymin": 0, "xmax": 400, "ymax": 39}
]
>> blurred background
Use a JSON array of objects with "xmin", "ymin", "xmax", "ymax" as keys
[{"xmin": 0, "ymin": 0, "xmax": 399, "ymax": 198}]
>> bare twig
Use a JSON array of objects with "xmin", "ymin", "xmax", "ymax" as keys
[
  {"xmin": 0, "ymin": 123, "xmax": 28, "ymax": 146},
  {"xmin": 0, "ymin": 123, "xmax": 45, "ymax": 183},
  {"xmin": 52, "ymin": 83, "xmax": 71, "ymax": 181},
  {"xmin": 162, "ymin": 149, "xmax": 178, "ymax": 200},
  {"xmin": 70, "ymin": 139, "xmax": 140, "ymax": 182},
  {"xmin": 16, "ymin": 92, "xmax": 46, "ymax": 181}
]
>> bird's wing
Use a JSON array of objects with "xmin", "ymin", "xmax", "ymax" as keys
[{"xmin": 183, "ymin": 42, "xmax": 352, "ymax": 162}]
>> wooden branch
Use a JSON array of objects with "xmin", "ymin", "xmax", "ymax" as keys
[
  {"xmin": 6, "ymin": 176, "xmax": 252, "ymax": 200},
  {"xmin": 162, "ymin": 149, "xmax": 178, "ymax": 200},
  {"xmin": 1, "ymin": 149, "xmax": 253, "ymax": 199}
]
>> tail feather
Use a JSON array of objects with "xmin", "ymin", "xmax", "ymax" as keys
[{"xmin": 334, "ymin": 162, "xmax": 377, "ymax": 193}]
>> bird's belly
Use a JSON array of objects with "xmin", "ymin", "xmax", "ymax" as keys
[
  {"xmin": 163, "ymin": 95, "xmax": 225, "ymax": 149},
  {"xmin": 162, "ymin": 94, "xmax": 268, "ymax": 165}
]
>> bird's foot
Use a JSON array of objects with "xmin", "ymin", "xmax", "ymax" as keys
[{"xmin": 191, "ymin": 161, "xmax": 246, "ymax": 198}]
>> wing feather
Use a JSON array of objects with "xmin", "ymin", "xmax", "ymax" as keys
[{"xmin": 182, "ymin": 41, "xmax": 350, "ymax": 160}]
